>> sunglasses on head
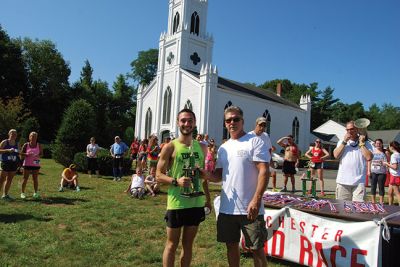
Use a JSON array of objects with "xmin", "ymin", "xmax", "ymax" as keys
[{"xmin": 225, "ymin": 117, "xmax": 241, "ymax": 123}]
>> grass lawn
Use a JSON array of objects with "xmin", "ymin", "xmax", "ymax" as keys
[{"xmin": 0, "ymin": 159, "xmax": 293, "ymax": 267}]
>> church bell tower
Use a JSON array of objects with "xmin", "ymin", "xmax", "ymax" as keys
[{"xmin": 158, "ymin": 0, "xmax": 214, "ymax": 74}]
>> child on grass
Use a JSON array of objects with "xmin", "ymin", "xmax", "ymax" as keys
[
  {"xmin": 145, "ymin": 166, "xmax": 159, "ymax": 197},
  {"xmin": 126, "ymin": 167, "xmax": 145, "ymax": 199}
]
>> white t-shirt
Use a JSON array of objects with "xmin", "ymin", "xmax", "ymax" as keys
[
  {"xmin": 248, "ymin": 131, "xmax": 272, "ymax": 152},
  {"xmin": 130, "ymin": 174, "xmax": 145, "ymax": 188},
  {"xmin": 336, "ymin": 140, "xmax": 373, "ymax": 186},
  {"xmin": 371, "ymin": 150, "xmax": 387, "ymax": 174},
  {"xmin": 87, "ymin": 143, "xmax": 99, "ymax": 158},
  {"xmin": 216, "ymin": 133, "xmax": 270, "ymax": 215},
  {"xmin": 389, "ymin": 152, "xmax": 400, "ymax": 177}
]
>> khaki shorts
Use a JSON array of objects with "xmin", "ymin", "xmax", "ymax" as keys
[
  {"xmin": 336, "ymin": 183, "xmax": 365, "ymax": 202},
  {"xmin": 217, "ymin": 213, "xmax": 267, "ymax": 250}
]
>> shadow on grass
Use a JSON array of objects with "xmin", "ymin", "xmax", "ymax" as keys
[
  {"xmin": 242, "ymin": 253, "xmax": 303, "ymax": 266},
  {"xmin": 0, "ymin": 213, "xmax": 53, "ymax": 224},
  {"xmin": 41, "ymin": 197, "xmax": 89, "ymax": 205}
]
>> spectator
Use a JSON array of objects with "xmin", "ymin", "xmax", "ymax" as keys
[
  {"xmin": 138, "ymin": 139, "xmax": 148, "ymax": 171},
  {"xmin": 249, "ymin": 117, "xmax": 272, "ymax": 189},
  {"xmin": 333, "ymin": 121, "xmax": 373, "ymax": 201},
  {"xmin": 126, "ymin": 167, "xmax": 146, "ymax": 199},
  {"xmin": 110, "ymin": 136, "xmax": 129, "ymax": 181},
  {"xmin": 20, "ymin": 132, "xmax": 43, "ymax": 199},
  {"xmin": 205, "ymin": 139, "xmax": 217, "ymax": 172},
  {"xmin": 146, "ymin": 136, "xmax": 160, "ymax": 170},
  {"xmin": 385, "ymin": 141, "xmax": 400, "ymax": 205},
  {"xmin": 59, "ymin": 164, "xmax": 80, "ymax": 192},
  {"xmin": 130, "ymin": 137, "xmax": 140, "ymax": 165},
  {"xmin": 277, "ymin": 135, "xmax": 300, "ymax": 193},
  {"xmin": 86, "ymin": 137, "xmax": 100, "ymax": 178},
  {"xmin": 145, "ymin": 166, "xmax": 159, "ymax": 196},
  {"xmin": 305, "ymin": 139, "xmax": 330, "ymax": 196},
  {"xmin": 369, "ymin": 139, "xmax": 387, "ymax": 204},
  {"xmin": 0, "ymin": 129, "xmax": 20, "ymax": 200}
]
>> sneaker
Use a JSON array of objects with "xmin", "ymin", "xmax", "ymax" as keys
[
  {"xmin": 58, "ymin": 186, "xmax": 64, "ymax": 192},
  {"xmin": 113, "ymin": 177, "xmax": 117, "ymax": 181},
  {"xmin": 1, "ymin": 195, "xmax": 14, "ymax": 201},
  {"xmin": 117, "ymin": 177, "xmax": 121, "ymax": 182},
  {"xmin": 272, "ymin": 188, "xmax": 279, "ymax": 192},
  {"xmin": 20, "ymin": 193, "xmax": 26, "ymax": 199},
  {"xmin": 280, "ymin": 187, "xmax": 287, "ymax": 192},
  {"xmin": 76, "ymin": 186, "xmax": 80, "ymax": 192},
  {"xmin": 291, "ymin": 188, "xmax": 296, "ymax": 194},
  {"xmin": 320, "ymin": 192, "xmax": 325, "ymax": 197},
  {"xmin": 33, "ymin": 192, "xmax": 41, "ymax": 199}
]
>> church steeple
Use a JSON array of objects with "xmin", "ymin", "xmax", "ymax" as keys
[{"xmin": 159, "ymin": 0, "xmax": 213, "ymax": 74}]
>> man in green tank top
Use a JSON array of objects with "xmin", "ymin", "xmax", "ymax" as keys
[{"xmin": 156, "ymin": 109, "xmax": 211, "ymax": 267}]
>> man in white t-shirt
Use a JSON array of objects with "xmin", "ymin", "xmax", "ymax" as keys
[
  {"xmin": 249, "ymin": 117, "xmax": 274, "ymax": 191},
  {"xmin": 202, "ymin": 106, "xmax": 270, "ymax": 267},
  {"xmin": 334, "ymin": 121, "xmax": 373, "ymax": 201}
]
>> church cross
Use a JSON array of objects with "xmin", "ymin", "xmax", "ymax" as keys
[
  {"xmin": 190, "ymin": 52, "xmax": 201, "ymax": 65},
  {"xmin": 167, "ymin": 52, "xmax": 175, "ymax": 65}
]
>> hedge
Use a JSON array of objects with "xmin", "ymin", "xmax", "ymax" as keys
[{"xmin": 73, "ymin": 148, "xmax": 133, "ymax": 176}]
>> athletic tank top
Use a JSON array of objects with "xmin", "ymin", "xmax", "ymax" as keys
[
  {"xmin": 1, "ymin": 140, "xmax": 19, "ymax": 162},
  {"xmin": 311, "ymin": 147, "xmax": 324, "ymax": 163},
  {"xmin": 167, "ymin": 139, "xmax": 205, "ymax": 210},
  {"xmin": 23, "ymin": 143, "xmax": 41, "ymax": 167}
]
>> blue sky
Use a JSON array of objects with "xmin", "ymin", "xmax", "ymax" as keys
[{"xmin": 1, "ymin": 0, "xmax": 399, "ymax": 108}]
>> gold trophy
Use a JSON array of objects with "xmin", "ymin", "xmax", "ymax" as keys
[{"xmin": 180, "ymin": 144, "xmax": 204, "ymax": 198}]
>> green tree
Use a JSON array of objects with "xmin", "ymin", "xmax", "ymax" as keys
[
  {"xmin": 0, "ymin": 96, "xmax": 30, "ymax": 139},
  {"xmin": 311, "ymin": 86, "xmax": 339, "ymax": 129},
  {"xmin": 0, "ymin": 25, "xmax": 28, "ymax": 99},
  {"xmin": 129, "ymin": 48, "xmax": 158, "ymax": 85},
  {"xmin": 17, "ymin": 37, "xmax": 71, "ymax": 141},
  {"xmin": 109, "ymin": 74, "xmax": 136, "ymax": 137},
  {"xmin": 52, "ymin": 99, "xmax": 96, "ymax": 167},
  {"xmin": 366, "ymin": 104, "xmax": 382, "ymax": 130},
  {"xmin": 20, "ymin": 117, "xmax": 40, "ymax": 143},
  {"xmin": 379, "ymin": 104, "xmax": 400, "ymax": 130}
]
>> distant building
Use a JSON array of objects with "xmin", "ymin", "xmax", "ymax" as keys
[{"xmin": 135, "ymin": 0, "xmax": 312, "ymax": 152}]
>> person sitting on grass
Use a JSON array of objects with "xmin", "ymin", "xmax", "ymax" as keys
[
  {"xmin": 59, "ymin": 164, "xmax": 80, "ymax": 192},
  {"xmin": 125, "ymin": 167, "xmax": 145, "ymax": 199},
  {"xmin": 145, "ymin": 166, "xmax": 159, "ymax": 196}
]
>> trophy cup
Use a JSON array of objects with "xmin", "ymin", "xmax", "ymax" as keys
[{"xmin": 180, "ymin": 145, "xmax": 204, "ymax": 198}]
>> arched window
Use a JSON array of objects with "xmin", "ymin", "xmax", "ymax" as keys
[
  {"xmin": 173, "ymin": 12, "xmax": 180, "ymax": 34},
  {"xmin": 262, "ymin": 109, "xmax": 272, "ymax": 135},
  {"xmin": 190, "ymin": 12, "xmax": 200, "ymax": 35},
  {"xmin": 145, "ymin": 108, "xmax": 152, "ymax": 138},
  {"xmin": 292, "ymin": 117, "xmax": 299, "ymax": 144},
  {"xmin": 223, "ymin": 101, "xmax": 233, "ymax": 140},
  {"xmin": 162, "ymin": 87, "xmax": 172, "ymax": 124},
  {"xmin": 184, "ymin": 100, "xmax": 193, "ymax": 111}
]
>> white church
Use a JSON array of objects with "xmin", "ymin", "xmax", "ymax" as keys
[{"xmin": 135, "ymin": 0, "xmax": 312, "ymax": 152}]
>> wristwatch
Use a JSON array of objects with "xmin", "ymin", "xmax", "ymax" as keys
[
  {"xmin": 341, "ymin": 141, "xmax": 347, "ymax": 146},
  {"xmin": 171, "ymin": 179, "xmax": 178, "ymax": 186}
]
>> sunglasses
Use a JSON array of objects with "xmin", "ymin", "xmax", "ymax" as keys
[
  {"xmin": 315, "ymin": 141, "xmax": 321, "ymax": 143},
  {"xmin": 225, "ymin": 117, "xmax": 241, "ymax": 123},
  {"xmin": 346, "ymin": 128, "xmax": 356, "ymax": 131}
]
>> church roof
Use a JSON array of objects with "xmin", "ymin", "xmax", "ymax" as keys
[{"xmin": 184, "ymin": 69, "xmax": 303, "ymax": 110}]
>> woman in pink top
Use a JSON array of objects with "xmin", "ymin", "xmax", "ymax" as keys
[{"xmin": 20, "ymin": 132, "xmax": 43, "ymax": 199}]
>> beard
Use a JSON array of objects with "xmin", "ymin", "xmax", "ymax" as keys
[{"xmin": 179, "ymin": 126, "xmax": 194, "ymax": 136}]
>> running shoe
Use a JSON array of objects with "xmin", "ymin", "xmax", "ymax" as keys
[
  {"xmin": 280, "ymin": 187, "xmax": 287, "ymax": 193},
  {"xmin": 33, "ymin": 192, "xmax": 41, "ymax": 199},
  {"xmin": 76, "ymin": 186, "xmax": 80, "ymax": 192},
  {"xmin": 58, "ymin": 186, "xmax": 64, "ymax": 192},
  {"xmin": 20, "ymin": 193, "xmax": 26, "ymax": 199},
  {"xmin": 1, "ymin": 195, "xmax": 14, "ymax": 201}
]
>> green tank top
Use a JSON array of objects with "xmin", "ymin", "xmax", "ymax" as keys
[{"xmin": 167, "ymin": 139, "xmax": 205, "ymax": 210}]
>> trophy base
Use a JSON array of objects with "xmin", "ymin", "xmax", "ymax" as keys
[{"xmin": 180, "ymin": 191, "xmax": 205, "ymax": 198}]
